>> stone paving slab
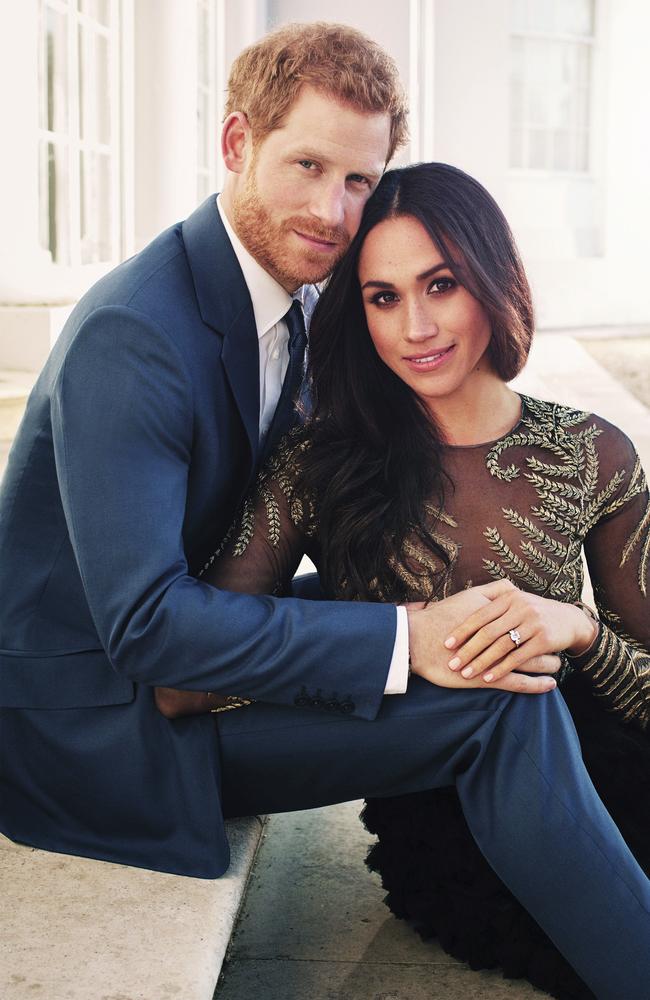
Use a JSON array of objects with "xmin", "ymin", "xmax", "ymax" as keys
[
  {"xmin": 0, "ymin": 818, "xmax": 266, "ymax": 1000},
  {"xmin": 215, "ymin": 804, "xmax": 547, "ymax": 1000},
  {"xmin": 216, "ymin": 958, "xmax": 544, "ymax": 1000}
]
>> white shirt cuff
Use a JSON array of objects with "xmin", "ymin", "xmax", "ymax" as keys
[{"xmin": 384, "ymin": 606, "xmax": 410, "ymax": 694}]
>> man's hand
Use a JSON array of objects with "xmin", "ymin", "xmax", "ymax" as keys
[{"xmin": 406, "ymin": 584, "xmax": 559, "ymax": 695}]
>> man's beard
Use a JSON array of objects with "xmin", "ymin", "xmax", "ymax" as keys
[{"xmin": 232, "ymin": 171, "xmax": 350, "ymax": 291}]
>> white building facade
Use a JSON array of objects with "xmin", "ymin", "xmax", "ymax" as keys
[{"xmin": 1, "ymin": 0, "xmax": 648, "ymax": 371}]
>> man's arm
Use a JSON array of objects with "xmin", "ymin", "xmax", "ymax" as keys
[{"xmin": 51, "ymin": 306, "xmax": 398, "ymax": 720}]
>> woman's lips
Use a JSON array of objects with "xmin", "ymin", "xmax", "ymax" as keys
[{"xmin": 403, "ymin": 344, "xmax": 455, "ymax": 373}]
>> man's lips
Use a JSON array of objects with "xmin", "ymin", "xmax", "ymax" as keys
[
  {"xmin": 294, "ymin": 229, "xmax": 341, "ymax": 252},
  {"xmin": 403, "ymin": 345, "xmax": 455, "ymax": 372}
]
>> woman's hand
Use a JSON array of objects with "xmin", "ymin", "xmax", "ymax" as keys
[
  {"xmin": 443, "ymin": 580, "xmax": 598, "ymax": 684},
  {"xmin": 406, "ymin": 584, "xmax": 559, "ymax": 694}
]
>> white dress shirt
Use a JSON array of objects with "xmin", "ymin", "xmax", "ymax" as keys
[{"xmin": 216, "ymin": 196, "xmax": 409, "ymax": 694}]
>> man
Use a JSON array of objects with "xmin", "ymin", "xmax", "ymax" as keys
[{"xmin": 0, "ymin": 23, "xmax": 648, "ymax": 997}]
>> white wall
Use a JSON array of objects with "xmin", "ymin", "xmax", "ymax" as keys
[
  {"xmin": 1, "ymin": 0, "xmax": 648, "ymax": 369},
  {"xmin": 429, "ymin": 0, "xmax": 650, "ymax": 329}
]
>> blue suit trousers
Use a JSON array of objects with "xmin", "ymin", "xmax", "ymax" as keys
[{"xmin": 218, "ymin": 678, "xmax": 650, "ymax": 1000}]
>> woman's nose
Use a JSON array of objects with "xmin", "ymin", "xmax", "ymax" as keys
[{"xmin": 405, "ymin": 302, "xmax": 439, "ymax": 341}]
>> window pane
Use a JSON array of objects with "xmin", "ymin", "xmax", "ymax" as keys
[
  {"xmin": 78, "ymin": 25, "xmax": 111, "ymax": 144},
  {"xmin": 45, "ymin": 6, "xmax": 69, "ymax": 133},
  {"xmin": 510, "ymin": 80, "xmax": 524, "ymax": 125},
  {"xmin": 79, "ymin": 150, "xmax": 113, "ymax": 263},
  {"xmin": 510, "ymin": 0, "xmax": 529, "ymax": 33},
  {"xmin": 552, "ymin": 129, "xmax": 571, "ymax": 170},
  {"xmin": 198, "ymin": 3, "xmax": 210, "ymax": 84},
  {"xmin": 39, "ymin": 140, "xmax": 71, "ymax": 264},
  {"xmin": 528, "ymin": 129, "xmax": 548, "ymax": 169},
  {"xmin": 78, "ymin": 0, "xmax": 111, "ymax": 26},
  {"xmin": 520, "ymin": 0, "xmax": 556, "ymax": 34},
  {"xmin": 576, "ymin": 43, "xmax": 591, "ymax": 86},
  {"xmin": 510, "ymin": 128, "xmax": 525, "ymax": 168},
  {"xmin": 197, "ymin": 172, "xmax": 210, "ymax": 203},
  {"xmin": 576, "ymin": 130, "xmax": 590, "ymax": 171},
  {"xmin": 557, "ymin": 0, "xmax": 594, "ymax": 36},
  {"xmin": 197, "ymin": 89, "xmax": 210, "ymax": 170}
]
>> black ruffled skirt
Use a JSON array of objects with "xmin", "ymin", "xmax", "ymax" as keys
[{"xmin": 362, "ymin": 673, "xmax": 650, "ymax": 1000}]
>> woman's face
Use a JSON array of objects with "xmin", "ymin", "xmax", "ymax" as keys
[{"xmin": 357, "ymin": 214, "xmax": 495, "ymax": 416}]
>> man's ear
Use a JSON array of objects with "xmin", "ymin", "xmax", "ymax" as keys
[{"xmin": 221, "ymin": 112, "xmax": 252, "ymax": 174}]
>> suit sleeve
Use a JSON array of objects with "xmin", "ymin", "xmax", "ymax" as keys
[{"xmin": 51, "ymin": 305, "xmax": 395, "ymax": 719}]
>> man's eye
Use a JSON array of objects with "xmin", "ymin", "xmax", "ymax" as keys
[
  {"xmin": 299, "ymin": 160, "xmax": 317, "ymax": 170},
  {"xmin": 349, "ymin": 174, "xmax": 370, "ymax": 186}
]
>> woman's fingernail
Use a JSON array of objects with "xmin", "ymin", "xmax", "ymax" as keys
[
  {"xmin": 484, "ymin": 672, "xmax": 494, "ymax": 682},
  {"xmin": 547, "ymin": 679, "xmax": 557, "ymax": 689},
  {"xmin": 444, "ymin": 636, "xmax": 456, "ymax": 649},
  {"xmin": 448, "ymin": 657, "xmax": 461, "ymax": 670},
  {"xmin": 461, "ymin": 666, "xmax": 474, "ymax": 678}
]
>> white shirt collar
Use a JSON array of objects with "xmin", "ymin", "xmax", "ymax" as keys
[{"xmin": 217, "ymin": 194, "xmax": 292, "ymax": 339}]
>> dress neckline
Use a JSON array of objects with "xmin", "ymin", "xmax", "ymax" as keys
[{"xmin": 442, "ymin": 394, "xmax": 526, "ymax": 450}]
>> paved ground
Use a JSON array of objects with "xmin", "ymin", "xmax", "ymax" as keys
[
  {"xmin": 583, "ymin": 335, "xmax": 650, "ymax": 409},
  {"xmin": 214, "ymin": 803, "xmax": 544, "ymax": 1000}
]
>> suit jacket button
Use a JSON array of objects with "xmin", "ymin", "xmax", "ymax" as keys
[
  {"xmin": 340, "ymin": 701, "xmax": 355, "ymax": 715},
  {"xmin": 294, "ymin": 688, "xmax": 311, "ymax": 707}
]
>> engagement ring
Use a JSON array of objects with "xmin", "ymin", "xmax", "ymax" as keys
[{"xmin": 509, "ymin": 628, "xmax": 522, "ymax": 647}]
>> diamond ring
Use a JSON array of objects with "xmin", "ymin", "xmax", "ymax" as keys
[{"xmin": 509, "ymin": 628, "xmax": 522, "ymax": 647}]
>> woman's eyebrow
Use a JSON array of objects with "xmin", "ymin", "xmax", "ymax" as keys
[{"xmin": 361, "ymin": 262, "xmax": 449, "ymax": 291}]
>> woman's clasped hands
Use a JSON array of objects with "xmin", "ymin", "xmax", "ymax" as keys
[{"xmin": 444, "ymin": 579, "xmax": 599, "ymax": 685}]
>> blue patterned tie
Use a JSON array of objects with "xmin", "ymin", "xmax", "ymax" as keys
[{"xmin": 262, "ymin": 300, "xmax": 307, "ymax": 459}]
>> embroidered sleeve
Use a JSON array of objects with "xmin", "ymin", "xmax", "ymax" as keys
[
  {"xmin": 202, "ymin": 431, "xmax": 317, "ymax": 597},
  {"xmin": 577, "ymin": 431, "xmax": 650, "ymax": 730}
]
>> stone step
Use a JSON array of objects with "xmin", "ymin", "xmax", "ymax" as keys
[
  {"xmin": 0, "ymin": 370, "xmax": 36, "ymax": 441},
  {"xmin": 1, "ymin": 817, "xmax": 267, "ymax": 1000}
]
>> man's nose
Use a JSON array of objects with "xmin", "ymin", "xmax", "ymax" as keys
[{"xmin": 308, "ymin": 180, "xmax": 346, "ymax": 230}]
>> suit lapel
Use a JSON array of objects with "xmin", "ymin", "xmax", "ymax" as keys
[{"xmin": 182, "ymin": 196, "xmax": 260, "ymax": 469}]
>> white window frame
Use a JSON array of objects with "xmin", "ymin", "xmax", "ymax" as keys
[
  {"xmin": 509, "ymin": 0, "xmax": 599, "ymax": 178},
  {"xmin": 37, "ymin": 0, "xmax": 127, "ymax": 269},
  {"xmin": 197, "ymin": 0, "xmax": 226, "ymax": 200}
]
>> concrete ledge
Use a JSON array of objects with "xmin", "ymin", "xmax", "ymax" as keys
[
  {"xmin": 0, "ymin": 817, "xmax": 267, "ymax": 1000},
  {"xmin": 0, "ymin": 305, "xmax": 73, "ymax": 373},
  {"xmin": 0, "ymin": 370, "xmax": 35, "ymax": 440}
]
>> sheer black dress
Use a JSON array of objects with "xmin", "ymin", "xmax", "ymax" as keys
[{"xmin": 205, "ymin": 395, "xmax": 650, "ymax": 1000}]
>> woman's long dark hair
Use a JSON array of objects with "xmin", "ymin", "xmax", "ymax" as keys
[{"xmin": 299, "ymin": 162, "xmax": 534, "ymax": 602}]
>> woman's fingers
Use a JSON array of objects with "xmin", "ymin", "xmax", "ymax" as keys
[
  {"xmin": 453, "ymin": 631, "xmax": 533, "ymax": 678},
  {"xmin": 445, "ymin": 594, "xmax": 516, "ymax": 653}
]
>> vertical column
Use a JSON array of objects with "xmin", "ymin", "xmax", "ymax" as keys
[
  {"xmin": 133, "ymin": 0, "xmax": 199, "ymax": 250},
  {"xmin": 0, "ymin": 3, "xmax": 52, "ymax": 301}
]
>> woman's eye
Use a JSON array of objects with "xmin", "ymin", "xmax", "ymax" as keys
[
  {"xmin": 429, "ymin": 277, "xmax": 456, "ymax": 294},
  {"xmin": 370, "ymin": 291, "xmax": 398, "ymax": 306}
]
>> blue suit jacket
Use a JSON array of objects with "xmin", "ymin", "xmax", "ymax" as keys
[{"xmin": 0, "ymin": 196, "xmax": 396, "ymax": 877}]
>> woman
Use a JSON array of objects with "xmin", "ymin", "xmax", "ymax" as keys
[{"xmin": 202, "ymin": 163, "xmax": 650, "ymax": 999}]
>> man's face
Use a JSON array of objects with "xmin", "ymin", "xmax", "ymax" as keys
[{"xmin": 232, "ymin": 86, "xmax": 392, "ymax": 291}]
